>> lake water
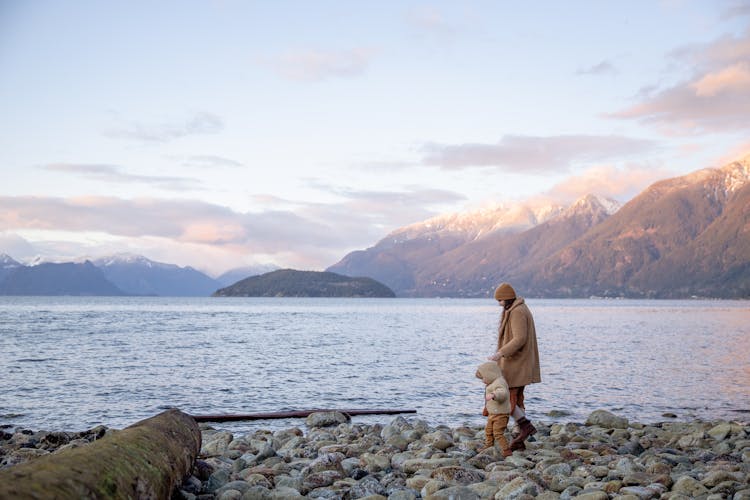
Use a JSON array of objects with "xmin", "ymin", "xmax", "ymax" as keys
[{"xmin": 1, "ymin": 297, "xmax": 748, "ymax": 434}]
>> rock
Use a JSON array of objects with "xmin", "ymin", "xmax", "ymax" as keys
[
  {"xmin": 542, "ymin": 463, "xmax": 572, "ymax": 478},
  {"xmin": 268, "ymin": 486, "xmax": 304, "ymax": 499},
  {"xmin": 387, "ymin": 489, "xmax": 417, "ymax": 500},
  {"xmin": 702, "ymin": 470, "xmax": 744, "ymax": 488},
  {"xmin": 426, "ymin": 485, "xmax": 480, "ymax": 499},
  {"xmin": 202, "ymin": 431, "xmax": 234, "ymax": 457},
  {"xmin": 421, "ymin": 479, "xmax": 449, "ymax": 497},
  {"xmin": 504, "ymin": 455, "xmax": 534, "ymax": 468},
  {"xmin": 467, "ymin": 481, "xmax": 500, "ymax": 498},
  {"xmin": 302, "ymin": 470, "xmax": 343, "ymax": 492},
  {"xmin": 206, "ymin": 469, "xmax": 231, "ymax": 494},
  {"xmin": 400, "ymin": 458, "xmax": 459, "ymax": 474},
  {"xmin": 422, "ymin": 431, "xmax": 454, "ymax": 451},
  {"xmin": 240, "ymin": 486, "xmax": 272, "ymax": 500},
  {"xmin": 677, "ymin": 430, "xmax": 707, "ymax": 449},
  {"xmin": 707, "ymin": 422, "xmax": 733, "ymax": 441},
  {"xmin": 303, "ymin": 452, "xmax": 345, "ymax": 475},
  {"xmin": 618, "ymin": 440, "xmax": 645, "ymax": 456},
  {"xmin": 215, "ymin": 480, "xmax": 253, "ymax": 496},
  {"xmin": 585, "ymin": 410, "xmax": 629, "ymax": 429},
  {"xmin": 672, "ymin": 475, "xmax": 710, "ymax": 497},
  {"xmin": 574, "ymin": 492, "xmax": 608, "ymax": 500},
  {"xmin": 430, "ymin": 466, "xmax": 485, "ymax": 485},
  {"xmin": 305, "ymin": 412, "xmax": 351, "ymax": 428},
  {"xmin": 359, "ymin": 452, "xmax": 391, "ymax": 473},
  {"xmin": 494, "ymin": 476, "xmax": 540, "ymax": 498},
  {"xmin": 618, "ymin": 486, "xmax": 660, "ymax": 499},
  {"xmin": 349, "ymin": 475, "xmax": 387, "ymax": 498},
  {"xmin": 273, "ymin": 475, "xmax": 303, "ymax": 491},
  {"xmin": 559, "ymin": 485, "xmax": 582, "ymax": 499},
  {"xmin": 217, "ymin": 490, "xmax": 243, "ymax": 500}
]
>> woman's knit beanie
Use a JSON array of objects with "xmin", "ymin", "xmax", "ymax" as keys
[{"xmin": 494, "ymin": 283, "xmax": 516, "ymax": 301}]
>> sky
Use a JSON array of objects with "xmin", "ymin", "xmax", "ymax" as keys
[{"xmin": 1, "ymin": 1, "xmax": 749, "ymax": 276}]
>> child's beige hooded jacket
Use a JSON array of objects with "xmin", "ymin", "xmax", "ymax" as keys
[{"xmin": 477, "ymin": 361, "xmax": 510, "ymax": 415}]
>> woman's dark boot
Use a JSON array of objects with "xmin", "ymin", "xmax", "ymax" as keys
[{"xmin": 509, "ymin": 417, "xmax": 536, "ymax": 451}]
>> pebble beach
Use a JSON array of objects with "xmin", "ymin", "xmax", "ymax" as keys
[{"xmin": 2, "ymin": 409, "xmax": 749, "ymax": 499}]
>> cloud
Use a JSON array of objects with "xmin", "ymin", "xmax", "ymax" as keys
[
  {"xmin": 691, "ymin": 61, "xmax": 750, "ymax": 96},
  {"xmin": 721, "ymin": 2, "xmax": 750, "ymax": 20},
  {"xmin": 544, "ymin": 163, "xmax": 674, "ymax": 202},
  {"xmin": 0, "ymin": 187, "xmax": 463, "ymax": 270},
  {"xmin": 576, "ymin": 60, "xmax": 618, "ymax": 76},
  {"xmin": 266, "ymin": 47, "xmax": 376, "ymax": 82},
  {"xmin": 610, "ymin": 27, "xmax": 750, "ymax": 133},
  {"xmin": 420, "ymin": 134, "xmax": 657, "ymax": 172},
  {"xmin": 40, "ymin": 163, "xmax": 201, "ymax": 191},
  {"xmin": 0, "ymin": 232, "xmax": 35, "ymax": 260},
  {"xmin": 105, "ymin": 112, "xmax": 224, "ymax": 142}
]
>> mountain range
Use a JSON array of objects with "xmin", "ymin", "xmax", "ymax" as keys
[
  {"xmin": 0, "ymin": 254, "xmax": 274, "ymax": 296},
  {"xmin": 328, "ymin": 156, "xmax": 750, "ymax": 298},
  {"xmin": 1, "ymin": 156, "xmax": 748, "ymax": 298}
]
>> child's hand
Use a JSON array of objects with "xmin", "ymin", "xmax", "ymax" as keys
[{"xmin": 485, "ymin": 393, "xmax": 494, "ymax": 401}]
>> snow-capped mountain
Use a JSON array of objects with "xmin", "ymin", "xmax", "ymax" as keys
[
  {"xmin": 389, "ymin": 199, "xmax": 566, "ymax": 244},
  {"xmin": 328, "ymin": 154, "xmax": 749, "ymax": 298},
  {"xmin": 93, "ymin": 254, "xmax": 221, "ymax": 296},
  {"xmin": 327, "ymin": 194, "xmax": 615, "ymax": 296},
  {"xmin": 0, "ymin": 253, "xmax": 22, "ymax": 269}
]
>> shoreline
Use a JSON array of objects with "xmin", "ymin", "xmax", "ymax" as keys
[{"xmin": 2, "ymin": 410, "xmax": 749, "ymax": 499}]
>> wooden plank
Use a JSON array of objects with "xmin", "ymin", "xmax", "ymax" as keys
[{"xmin": 192, "ymin": 408, "xmax": 417, "ymax": 422}]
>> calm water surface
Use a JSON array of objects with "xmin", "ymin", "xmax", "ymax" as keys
[{"xmin": 1, "ymin": 297, "xmax": 748, "ymax": 433}]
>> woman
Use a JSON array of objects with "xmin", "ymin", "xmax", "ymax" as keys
[{"xmin": 488, "ymin": 282, "xmax": 541, "ymax": 451}]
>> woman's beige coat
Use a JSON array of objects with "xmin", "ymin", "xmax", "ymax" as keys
[{"xmin": 496, "ymin": 298, "xmax": 541, "ymax": 388}]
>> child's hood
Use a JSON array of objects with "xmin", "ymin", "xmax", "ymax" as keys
[{"xmin": 477, "ymin": 361, "xmax": 504, "ymax": 383}]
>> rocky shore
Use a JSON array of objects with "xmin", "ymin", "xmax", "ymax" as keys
[{"xmin": 2, "ymin": 410, "xmax": 748, "ymax": 499}]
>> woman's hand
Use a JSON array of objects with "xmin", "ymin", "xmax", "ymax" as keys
[{"xmin": 487, "ymin": 351, "xmax": 502, "ymax": 361}]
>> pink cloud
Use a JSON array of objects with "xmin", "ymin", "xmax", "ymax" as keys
[
  {"xmin": 0, "ymin": 187, "xmax": 463, "ymax": 270},
  {"xmin": 692, "ymin": 61, "xmax": 750, "ymax": 96},
  {"xmin": 421, "ymin": 134, "xmax": 656, "ymax": 172},
  {"xmin": 545, "ymin": 163, "xmax": 673, "ymax": 202},
  {"xmin": 610, "ymin": 27, "xmax": 750, "ymax": 133}
]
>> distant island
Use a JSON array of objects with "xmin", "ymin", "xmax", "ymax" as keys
[{"xmin": 212, "ymin": 269, "xmax": 396, "ymax": 298}]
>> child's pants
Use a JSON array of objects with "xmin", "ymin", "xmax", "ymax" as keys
[{"xmin": 484, "ymin": 413, "xmax": 510, "ymax": 450}]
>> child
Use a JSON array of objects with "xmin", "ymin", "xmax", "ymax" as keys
[{"xmin": 476, "ymin": 361, "xmax": 512, "ymax": 456}]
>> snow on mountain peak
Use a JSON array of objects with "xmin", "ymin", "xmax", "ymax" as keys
[
  {"xmin": 721, "ymin": 156, "xmax": 750, "ymax": 194},
  {"xmin": 0, "ymin": 253, "xmax": 21, "ymax": 269},
  {"xmin": 392, "ymin": 200, "xmax": 566, "ymax": 242},
  {"xmin": 571, "ymin": 194, "xmax": 621, "ymax": 215},
  {"xmin": 97, "ymin": 253, "xmax": 155, "ymax": 267}
]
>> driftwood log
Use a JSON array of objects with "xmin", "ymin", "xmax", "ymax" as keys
[
  {"xmin": 0, "ymin": 408, "xmax": 200, "ymax": 499},
  {"xmin": 193, "ymin": 408, "xmax": 417, "ymax": 422}
]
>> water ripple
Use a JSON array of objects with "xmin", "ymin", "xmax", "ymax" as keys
[{"xmin": 0, "ymin": 297, "xmax": 748, "ymax": 433}]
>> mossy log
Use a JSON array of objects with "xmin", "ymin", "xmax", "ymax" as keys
[{"xmin": 0, "ymin": 408, "xmax": 201, "ymax": 499}]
